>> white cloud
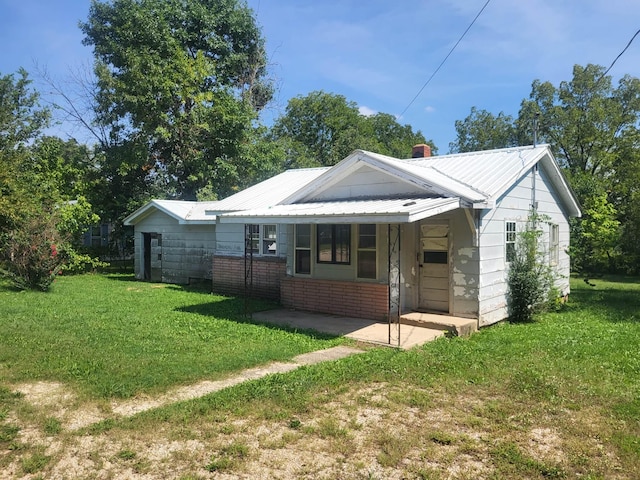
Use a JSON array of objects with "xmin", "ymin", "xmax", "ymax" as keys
[
  {"xmin": 424, "ymin": 105, "xmax": 436, "ymax": 113},
  {"xmin": 358, "ymin": 105, "xmax": 377, "ymax": 117}
]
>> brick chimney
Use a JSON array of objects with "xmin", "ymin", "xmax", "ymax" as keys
[{"xmin": 412, "ymin": 144, "xmax": 431, "ymax": 158}]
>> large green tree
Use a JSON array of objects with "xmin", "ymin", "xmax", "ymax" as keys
[
  {"xmin": 0, "ymin": 70, "xmax": 103, "ymax": 289},
  {"xmin": 519, "ymin": 64, "xmax": 640, "ymax": 273},
  {"xmin": 0, "ymin": 69, "xmax": 51, "ymax": 231},
  {"xmin": 271, "ymin": 91, "xmax": 433, "ymax": 168},
  {"xmin": 449, "ymin": 64, "xmax": 640, "ymax": 273},
  {"xmin": 449, "ymin": 106, "xmax": 517, "ymax": 153},
  {"xmin": 81, "ymin": 0, "xmax": 273, "ymax": 200}
]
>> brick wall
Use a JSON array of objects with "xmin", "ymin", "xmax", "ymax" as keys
[
  {"xmin": 280, "ymin": 277, "xmax": 389, "ymax": 321},
  {"xmin": 212, "ymin": 255, "xmax": 285, "ymax": 299}
]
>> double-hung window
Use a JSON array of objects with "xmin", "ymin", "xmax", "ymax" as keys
[
  {"xmin": 247, "ymin": 225, "xmax": 277, "ymax": 255},
  {"xmin": 506, "ymin": 221, "xmax": 517, "ymax": 263},
  {"xmin": 317, "ymin": 224, "xmax": 351, "ymax": 264},
  {"xmin": 295, "ymin": 225, "xmax": 311, "ymax": 274},
  {"xmin": 357, "ymin": 224, "xmax": 377, "ymax": 278}
]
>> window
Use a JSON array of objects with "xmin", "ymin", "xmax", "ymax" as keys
[
  {"xmin": 247, "ymin": 225, "xmax": 277, "ymax": 255},
  {"xmin": 357, "ymin": 224, "xmax": 377, "ymax": 278},
  {"xmin": 295, "ymin": 224, "xmax": 311, "ymax": 274},
  {"xmin": 549, "ymin": 224, "xmax": 559, "ymax": 266},
  {"xmin": 247, "ymin": 225, "xmax": 259, "ymax": 254},
  {"xmin": 262, "ymin": 225, "xmax": 277, "ymax": 255},
  {"xmin": 506, "ymin": 221, "xmax": 517, "ymax": 262},
  {"xmin": 317, "ymin": 224, "xmax": 351, "ymax": 264}
]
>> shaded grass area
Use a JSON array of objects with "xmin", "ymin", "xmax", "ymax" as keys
[{"xmin": 0, "ymin": 274, "xmax": 343, "ymax": 398}]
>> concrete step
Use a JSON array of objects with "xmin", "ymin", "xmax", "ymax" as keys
[{"xmin": 400, "ymin": 312, "xmax": 478, "ymax": 338}]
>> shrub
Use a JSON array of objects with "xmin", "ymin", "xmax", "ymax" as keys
[
  {"xmin": 507, "ymin": 213, "xmax": 556, "ymax": 323},
  {"xmin": 0, "ymin": 211, "xmax": 66, "ymax": 291}
]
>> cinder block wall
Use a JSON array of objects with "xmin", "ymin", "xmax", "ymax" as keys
[
  {"xmin": 212, "ymin": 255, "xmax": 286, "ymax": 299},
  {"xmin": 280, "ymin": 277, "xmax": 389, "ymax": 321}
]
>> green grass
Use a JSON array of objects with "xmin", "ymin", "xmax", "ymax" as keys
[
  {"xmin": 0, "ymin": 273, "xmax": 343, "ymax": 398},
  {"xmin": 1, "ymin": 273, "xmax": 639, "ymax": 477},
  {"xmin": 113, "ymin": 276, "xmax": 640, "ymax": 477}
]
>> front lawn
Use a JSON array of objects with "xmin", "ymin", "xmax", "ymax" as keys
[
  {"xmin": 1, "ymin": 274, "xmax": 638, "ymax": 479},
  {"xmin": 0, "ymin": 274, "xmax": 343, "ymax": 398}
]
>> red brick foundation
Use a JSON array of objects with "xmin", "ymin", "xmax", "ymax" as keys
[
  {"xmin": 280, "ymin": 277, "xmax": 389, "ymax": 321},
  {"xmin": 212, "ymin": 255, "xmax": 286, "ymax": 299}
]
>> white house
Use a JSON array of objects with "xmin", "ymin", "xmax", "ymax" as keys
[{"xmin": 125, "ymin": 144, "xmax": 581, "ymax": 327}]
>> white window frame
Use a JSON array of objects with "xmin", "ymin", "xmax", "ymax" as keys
[
  {"xmin": 506, "ymin": 221, "xmax": 517, "ymax": 263},
  {"xmin": 294, "ymin": 224, "xmax": 311, "ymax": 275},
  {"xmin": 549, "ymin": 223, "xmax": 559, "ymax": 266},
  {"xmin": 357, "ymin": 224, "xmax": 377, "ymax": 279},
  {"xmin": 248, "ymin": 224, "xmax": 278, "ymax": 256}
]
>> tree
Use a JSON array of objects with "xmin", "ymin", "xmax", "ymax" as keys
[
  {"xmin": 449, "ymin": 106, "xmax": 517, "ymax": 153},
  {"xmin": 81, "ymin": 0, "xmax": 273, "ymax": 200},
  {"xmin": 0, "ymin": 69, "xmax": 51, "ymax": 231},
  {"xmin": 365, "ymin": 112, "xmax": 432, "ymax": 158},
  {"xmin": 0, "ymin": 70, "xmax": 103, "ymax": 289},
  {"xmin": 450, "ymin": 64, "xmax": 640, "ymax": 274},
  {"xmin": 518, "ymin": 64, "xmax": 640, "ymax": 177},
  {"xmin": 518, "ymin": 64, "xmax": 640, "ymax": 273},
  {"xmin": 0, "ymin": 69, "xmax": 50, "ymax": 153},
  {"xmin": 271, "ymin": 91, "xmax": 433, "ymax": 168}
]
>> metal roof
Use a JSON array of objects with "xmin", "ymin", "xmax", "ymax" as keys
[
  {"xmin": 219, "ymin": 197, "xmax": 461, "ymax": 224},
  {"xmin": 205, "ymin": 167, "xmax": 330, "ymax": 213},
  {"xmin": 123, "ymin": 168, "xmax": 329, "ymax": 225},
  {"xmin": 123, "ymin": 199, "xmax": 202, "ymax": 225},
  {"xmin": 403, "ymin": 144, "xmax": 549, "ymax": 200},
  {"xmin": 125, "ymin": 144, "xmax": 580, "ymax": 226}
]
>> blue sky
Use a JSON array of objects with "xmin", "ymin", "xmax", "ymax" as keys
[{"xmin": 1, "ymin": 0, "xmax": 639, "ymax": 152}]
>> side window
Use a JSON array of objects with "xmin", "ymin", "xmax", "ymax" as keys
[
  {"xmin": 549, "ymin": 224, "xmax": 559, "ymax": 266},
  {"xmin": 357, "ymin": 224, "xmax": 377, "ymax": 279},
  {"xmin": 295, "ymin": 225, "xmax": 311, "ymax": 274},
  {"xmin": 506, "ymin": 221, "xmax": 517, "ymax": 263}
]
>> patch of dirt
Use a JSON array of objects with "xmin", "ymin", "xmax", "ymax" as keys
[{"xmin": 4, "ymin": 357, "xmax": 632, "ymax": 479}]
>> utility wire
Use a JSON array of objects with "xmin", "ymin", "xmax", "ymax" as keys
[
  {"xmin": 399, "ymin": 0, "xmax": 492, "ymax": 118},
  {"xmin": 599, "ymin": 27, "xmax": 640, "ymax": 80}
]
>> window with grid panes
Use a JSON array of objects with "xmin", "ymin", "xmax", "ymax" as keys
[
  {"xmin": 317, "ymin": 224, "xmax": 350, "ymax": 264},
  {"xmin": 295, "ymin": 224, "xmax": 311, "ymax": 274},
  {"xmin": 506, "ymin": 221, "xmax": 517, "ymax": 262},
  {"xmin": 357, "ymin": 224, "xmax": 377, "ymax": 278}
]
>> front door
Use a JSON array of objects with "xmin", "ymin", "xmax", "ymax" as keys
[{"xmin": 418, "ymin": 223, "xmax": 450, "ymax": 313}]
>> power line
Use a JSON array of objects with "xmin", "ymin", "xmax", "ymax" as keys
[
  {"xmin": 600, "ymin": 27, "xmax": 640, "ymax": 79},
  {"xmin": 399, "ymin": 0, "xmax": 492, "ymax": 118}
]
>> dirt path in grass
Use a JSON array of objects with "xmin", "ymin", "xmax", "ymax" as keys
[{"xmin": 15, "ymin": 345, "xmax": 365, "ymax": 431}]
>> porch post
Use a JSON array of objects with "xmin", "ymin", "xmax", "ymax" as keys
[{"xmin": 388, "ymin": 223, "xmax": 401, "ymax": 347}]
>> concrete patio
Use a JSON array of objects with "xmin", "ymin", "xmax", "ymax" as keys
[{"xmin": 251, "ymin": 309, "xmax": 463, "ymax": 349}]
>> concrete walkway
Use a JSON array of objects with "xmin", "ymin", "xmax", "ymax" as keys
[
  {"xmin": 62, "ymin": 311, "xmax": 458, "ymax": 429},
  {"xmin": 252, "ymin": 309, "xmax": 446, "ymax": 349},
  {"xmin": 65, "ymin": 345, "xmax": 364, "ymax": 430}
]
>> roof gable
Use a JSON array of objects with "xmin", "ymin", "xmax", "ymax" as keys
[
  {"xmin": 282, "ymin": 150, "xmax": 484, "ymax": 205},
  {"xmin": 310, "ymin": 163, "xmax": 427, "ymax": 200},
  {"xmin": 123, "ymin": 200, "xmax": 202, "ymax": 225}
]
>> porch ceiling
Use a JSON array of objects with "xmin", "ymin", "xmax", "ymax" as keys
[{"xmin": 218, "ymin": 197, "xmax": 461, "ymax": 224}]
